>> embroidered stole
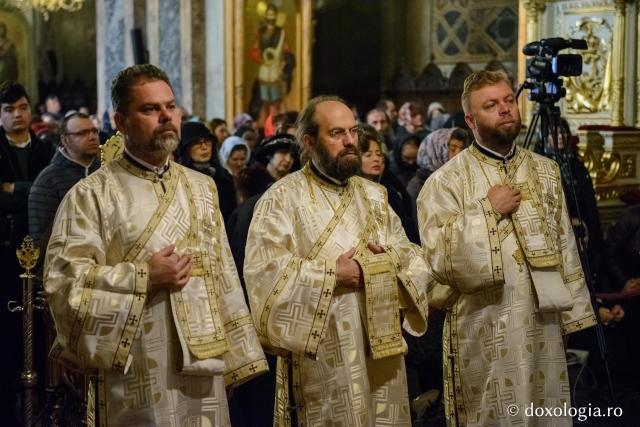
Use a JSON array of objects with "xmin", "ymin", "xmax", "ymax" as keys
[
  {"xmin": 273, "ymin": 169, "xmax": 404, "ymax": 426},
  {"xmin": 470, "ymin": 146, "xmax": 573, "ymax": 312}
]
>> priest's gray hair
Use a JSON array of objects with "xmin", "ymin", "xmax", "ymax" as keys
[{"xmin": 294, "ymin": 95, "xmax": 348, "ymax": 149}]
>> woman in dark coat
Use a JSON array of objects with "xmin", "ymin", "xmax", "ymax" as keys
[
  {"xmin": 226, "ymin": 133, "xmax": 299, "ymax": 427},
  {"xmin": 388, "ymin": 132, "xmax": 421, "ymax": 188},
  {"xmin": 359, "ymin": 125, "xmax": 419, "ymax": 243},
  {"xmin": 178, "ymin": 121, "xmax": 237, "ymax": 224}
]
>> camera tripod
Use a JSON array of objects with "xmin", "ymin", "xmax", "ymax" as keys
[{"xmin": 517, "ymin": 89, "xmax": 618, "ymax": 411}]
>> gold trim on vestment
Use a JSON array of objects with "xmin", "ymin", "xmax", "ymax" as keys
[
  {"xmin": 170, "ymin": 168, "xmax": 229, "ymax": 359},
  {"xmin": 270, "ymin": 171, "xmax": 409, "ymax": 424},
  {"xmin": 443, "ymin": 216, "xmax": 456, "ymax": 285},
  {"xmin": 561, "ymin": 314, "xmax": 597, "ymax": 335},
  {"xmin": 111, "ymin": 262, "xmax": 148, "ymax": 371},
  {"xmin": 510, "ymin": 152, "xmax": 561, "ymax": 268},
  {"xmin": 68, "ymin": 265, "xmax": 98, "ymax": 356},
  {"xmin": 303, "ymin": 167, "xmax": 355, "ymax": 261},
  {"xmin": 258, "ymin": 256, "xmax": 302, "ymax": 345},
  {"xmin": 273, "ymin": 356, "xmax": 292, "ymax": 427},
  {"xmin": 499, "ymin": 221, "xmax": 515, "ymax": 242},
  {"xmin": 359, "ymin": 252, "xmax": 403, "ymax": 359},
  {"xmin": 97, "ymin": 369, "xmax": 107, "ymax": 427},
  {"xmin": 291, "ymin": 353, "xmax": 306, "ymax": 426},
  {"xmin": 469, "ymin": 145, "xmax": 562, "ymax": 269},
  {"xmin": 352, "ymin": 179, "xmax": 405, "ymax": 359},
  {"xmin": 387, "ymin": 244, "xmax": 428, "ymax": 309},
  {"xmin": 223, "ymin": 358, "xmax": 270, "ymax": 387},
  {"xmin": 107, "ymin": 158, "xmax": 180, "ymax": 371},
  {"xmin": 386, "ymin": 244, "xmax": 422, "ymax": 305},
  {"xmin": 118, "ymin": 160, "xmax": 179, "ymax": 263},
  {"xmin": 224, "ymin": 313, "xmax": 254, "ymax": 330},
  {"xmin": 480, "ymin": 197, "xmax": 505, "ymax": 285},
  {"xmin": 444, "ymin": 302, "xmax": 466, "ymax": 427},
  {"xmin": 563, "ymin": 271, "xmax": 584, "ymax": 284},
  {"xmin": 303, "ymin": 259, "xmax": 337, "ymax": 359}
]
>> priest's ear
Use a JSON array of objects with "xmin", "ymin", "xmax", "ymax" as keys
[
  {"xmin": 113, "ymin": 110, "xmax": 127, "ymax": 133},
  {"xmin": 464, "ymin": 113, "xmax": 476, "ymax": 131},
  {"xmin": 302, "ymin": 133, "xmax": 315, "ymax": 151}
]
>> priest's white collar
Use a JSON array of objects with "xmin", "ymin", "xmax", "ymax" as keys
[
  {"xmin": 124, "ymin": 146, "xmax": 170, "ymax": 176},
  {"xmin": 473, "ymin": 140, "xmax": 516, "ymax": 162}
]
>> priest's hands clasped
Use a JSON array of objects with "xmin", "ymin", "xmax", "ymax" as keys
[
  {"xmin": 148, "ymin": 244, "xmax": 192, "ymax": 291},
  {"xmin": 487, "ymin": 184, "xmax": 521, "ymax": 216},
  {"xmin": 336, "ymin": 243, "xmax": 385, "ymax": 289}
]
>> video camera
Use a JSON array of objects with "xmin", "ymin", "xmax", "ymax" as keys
[{"xmin": 522, "ymin": 38, "xmax": 587, "ymax": 104}]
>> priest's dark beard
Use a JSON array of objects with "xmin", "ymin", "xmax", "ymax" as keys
[
  {"xmin": 314, "ymin": 141, "xmax": 362, "ymax": 182},
  {"xmin": 476, "ymin": 118, "xmax": 520, "ymax": 149}
]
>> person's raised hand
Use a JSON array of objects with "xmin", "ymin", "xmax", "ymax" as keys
[
  {"xmin": 598, "ymin": 307, "xmax": 614, "ymax": 326},
  {"xmin": 148, "ymin": 244, "xmax": 191, "ymax": 292},
  {"xmin": 367, "ymin": 242, "xmax": 385, "ymax": 254},
  {"xmin": 336, "ymin": 247, "xmax": 363, "ymax": 289},
  {"xmin": 487, "ymin": 184, "xmax": 521, "ymax": 216},
  {"xmin": 610, "ymin": 304, "xmax": 625, "ymax": 322}
]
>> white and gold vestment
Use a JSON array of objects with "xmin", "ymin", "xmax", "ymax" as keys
[
  {"xmin": 417, "ymin": 143, "xmax": 596, "ymax": 427},
  {"xmin": 244, "ymin": 164, "xmax": 431, "ymax": 427},
  {"xmin": 44, "ymin": 156, "xmax": 267, "ymax": 426}
]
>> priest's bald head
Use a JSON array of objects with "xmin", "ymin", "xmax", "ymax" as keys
[{"xmin": 295, "ymin": 95, "xmax": 362, "ymax": 182}]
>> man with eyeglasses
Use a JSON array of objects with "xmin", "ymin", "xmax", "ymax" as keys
[
  {"xmin": 244, "ymin": 95, "xmax": 432, "ymax": 426},
  {"xmin": 28, "ymin": 112, "xmax": 100, "ymax": 245},
  {"xmin": 178, "ymin": 121, "xmax": 237, "ymax": 223},
  {"xmin": 0, "ymin": 81, "xmax": 54, "ymax": 423}
]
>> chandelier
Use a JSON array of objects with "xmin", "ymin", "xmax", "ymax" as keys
[{"xmin": 11, "ymin": 0, "xmax": 85, "ymax": 20}]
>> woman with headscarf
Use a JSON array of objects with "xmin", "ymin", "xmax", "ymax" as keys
[
  {"xmin": 219, "ymin": 135, "xmax": 250, "ymax": 204},
  {"xmin": 406, "ymin": 127, "xmax": 469, "ymax": 220},
  {"xmin": 388, "ymin": 132, "xmax": 421, "ymax": 188}
]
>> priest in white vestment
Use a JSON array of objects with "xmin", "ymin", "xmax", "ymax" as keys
[
  {"xmin": 417, "ymin": 70, "xmax": 596, "ymax": 427},
  {"xmin": 244, "ymin": 96, "xmax": 432, "ymax": 427},
  {"xmin": 45, "ymin": 65, "xmax": 267, "ymax": 426}
]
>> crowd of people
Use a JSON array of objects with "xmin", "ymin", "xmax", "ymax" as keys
[{"xmin": 0, "ymin": 65, "xmax": 639, "ymax": 426}]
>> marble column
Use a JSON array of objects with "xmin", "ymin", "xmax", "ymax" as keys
[
  {"xmin": 231, "ymin": 0, "xmax": 244, "ymax": 119},
  {"xmin": 300, "ymin": 0, "xmax": 313, "ymax": 106},
  {"xmin": 191, "ymin": 0, "xmax": 206, "ymax": 119},
  {"xmin": 611, "ymin": 0, "xmax": 626, "ymax": 126},
  {"xmin": 205, "ymin": 0, "xmax": 226, "ymax": 121},
  {"xmin": 146, "ymin": 0, "xmax": 192, "ymax": 112},
  {"xmin": 96, "ymin": 0, "xmax": 134, "ymax": 117}
]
